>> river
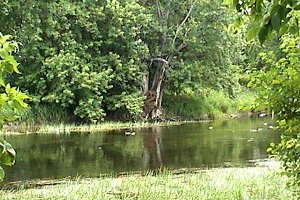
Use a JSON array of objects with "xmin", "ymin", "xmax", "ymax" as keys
[{"xmin": 2, "ymin": 117, "xmax": 279, "ymax": 183}]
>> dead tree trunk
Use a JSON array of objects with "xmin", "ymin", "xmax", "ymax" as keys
[
  {"xmin": 142, "ymin": 58, "xmax": 169, "ymax": 120},
  {"xmin": 142, "ymin": 1, "xmax": 195, "ymax": 120}
]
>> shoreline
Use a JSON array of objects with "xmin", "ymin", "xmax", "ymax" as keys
[
  {"xmin": 2, "ymin": 112, "xmax": 271, "ymax": 135},
  {"xmin": 2, "ymin": 163, "xmax": 280, "ymax": 187},
  {"xmin": 3, "ymin": 120, "xmax": 206, "ymax": 135},
  {"xmin": 0, "ymin": 166, "xmax": 296, "ymax": 200}
]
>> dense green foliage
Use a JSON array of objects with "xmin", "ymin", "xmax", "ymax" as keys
[
  {"xmin": 3, "ymin": 0, "xmax": 299, "ymax": 189},
  {"xmin": 163, "ymin": 90, "xmax": 243, "ymax": 119},
  {"xmin": 0, "ymin": 34, "xmax": 28, "ymax": 181},
  {"xmin": 0, "ymin": 0, "xmax": 250, "ymax": 122},
  {"xmin": 224, "ymin": 0, "xmax": 300, "ymax": 43},
  {"xmin": 2, "ymin": 0, "xmax": 150, "ymax": 122},
  {"xmin": 248, "ymin": 34, "xmax": 300, "ymax": 186},
  {"xmin": 225, "ymin": 0, "xmax": 300, "ymax": 187}
]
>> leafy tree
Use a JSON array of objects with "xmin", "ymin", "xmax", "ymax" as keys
[
  {"xmin": 1, "ymin": 0, "xmax": 248, "ymax": 122},
  {"xmin": 140, "ymin": 0, "xmax": 244, "ymax": 119},
  {"xmin": 226, "ymin": 0, "xmax": 300, "ymax": 187},
  {"xmin": 1, "ymin": 0, "xmax": 150, "ymax": 122},
  {"xmin": 248, "ymin": 34, "xmax": 300, "ymax": 186},
  {"xmin": 224, "ymin": 0, "xmax": 300, "ymax": 43},
  {"xmin": 138, "ymin": 0, "xmax": 198, "ymax": 119},
  {"xmin": 0, "ymin": 33, "xmax": 28, "ymax": 181},
  {"xmin": 166, "ymin": 1, "xmax": 243, "ymax": 95}
]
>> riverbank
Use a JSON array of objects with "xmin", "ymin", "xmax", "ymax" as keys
[
  {"xmin": 0, "ymin": 167, "xmax": 296, "ymax": 200},
  {"xmin": 3, "ymin": 112, "xmax": 265, "ymax": 135},
  {"xmin": 3, "ymin": 120, "xmax": 189, "ymax": 135}
]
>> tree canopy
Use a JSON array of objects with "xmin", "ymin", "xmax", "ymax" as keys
[
  {"xmin": 0, "ymin": 0, "xmax": 245, "ymax": 122},
  {"xmin": 224, "ymin": 0, "xmax": 300, "ymax": 43},
  {"xmin": 225, "ymin": 0, "xmax": 300, "ymax": 187}
]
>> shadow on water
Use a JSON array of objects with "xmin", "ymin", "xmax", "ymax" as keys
[{"xmin": 2, "ymin": 117, "xmax": 280, "ymax": 183}]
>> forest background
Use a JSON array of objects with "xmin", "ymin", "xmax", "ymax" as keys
[{"xmin": 0, "ymin": 0, "xmax": 269, "ymax": 124}]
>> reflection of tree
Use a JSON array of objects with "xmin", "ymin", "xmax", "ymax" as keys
[{"xmin": 143, "ymin": 127, "xmax": 163, "ymax": 170}]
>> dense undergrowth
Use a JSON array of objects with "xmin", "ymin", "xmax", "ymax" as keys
[
  {"xmin": 163, "ymin": 89, "xmax": 256, "ymax": 120},
  {"xmin": 17, "ymin": 89, "xmax": 257, "ymax": 125}
]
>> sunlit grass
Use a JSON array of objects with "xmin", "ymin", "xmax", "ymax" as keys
[
  {"xmin": 0, "ymin": 167, "xmax": 297, "ymax": 200},
  {"xmin": 3, "ymin": 121, "xmax": 187, "ymax": 134}
]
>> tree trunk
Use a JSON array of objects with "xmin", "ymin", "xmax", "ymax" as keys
[
  {"xmin": 142, "ymin": 57, "xmax": 170, "ymax": 120},
  {"xmin": 142, "ymin": 2, "xmax": 194, "ymax": 120}
]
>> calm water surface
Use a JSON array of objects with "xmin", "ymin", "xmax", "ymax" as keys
[{"xmin": 3, "ymin": 117, "xmax": 279, "ymax": 183}]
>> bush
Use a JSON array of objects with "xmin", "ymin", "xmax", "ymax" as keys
[
  {"xmin": 251, "ymin": 35, "xmax": 300, "ymax": 187},
  {"xmin": 0, "ymin": 33, "xmax": 28, "ymax": 181},
  {"xmin": 163, "ymin": 90, "xmax": 240, "ymax": 119}
]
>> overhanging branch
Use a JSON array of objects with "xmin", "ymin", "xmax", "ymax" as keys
[
  {"xmin": 172, "ymin": 1, "xmax": 196, "ymax": 46},
  {"xmin": 151, "ymin": 58, "xmax": 169, "ymax": 65}
]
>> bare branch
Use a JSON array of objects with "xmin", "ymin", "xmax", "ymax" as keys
[
  {"xmin": 156, "ymin": 0, "xmax": 162, "ymax": 19},
  {"xmin": 151, "ymin": 58, "xmax": 169, "ymax": 65},
  {"xmin": 172, "ymin": 1, "xmax": 196, "ymax": 46},
  {"xmin": 177, "ymin": 43, "xmax": 187, "ymax": 52}
]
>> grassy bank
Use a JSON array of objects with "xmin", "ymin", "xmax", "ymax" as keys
[
  {"xmin": 3, "ymin": 121, "xmax": 187, "ymax": 134},
  {"xmin": 163, "ymin": 90, "xmax": 257, "ymax": 120},
  {"xmin": 0, "ymin": 167, "xmax": 296, "ymax": 200}
]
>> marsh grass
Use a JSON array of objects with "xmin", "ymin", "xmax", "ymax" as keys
[
  {"xmin": 163, "ymin": 90, "xmax": 257, "ymax": 120},
  {"xmin": 3, "ymin": 121, "xmax": 185, "ymax": 134},
  {"xmin": 0, "ymin": 167, "xmax": 297, "ymax": 200}
]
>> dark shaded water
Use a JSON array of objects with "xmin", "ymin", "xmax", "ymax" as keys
[{"xmin": 3, "ymin": 117, "xmax": 279, "ymax": 183}]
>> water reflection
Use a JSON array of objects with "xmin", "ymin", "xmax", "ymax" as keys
[
  {"xmin": 2, "ymin": 117, "xmax": 280, "ymax": 183},
  {"xmin": 143, "ymin": 127, "xmax": 163, "ymax": 170}
]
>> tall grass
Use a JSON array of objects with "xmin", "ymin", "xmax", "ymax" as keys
[
  {"xmin": 163, "ymin": 94, "xmax": 207, "ymax": 119},
  {"xmin": 20, "ymin": 104, "xmax": 70, "ymax": 124},
  {"xmin": 164, "ymin": 89, "xmax": 257, "ymax": 120},
  {"xmin": 3, "ymin": 121, "xmax": 183, "ymax": 134},
  {"xmin": 0, "ymin": 167, "xmax": 296, "ymax": 200},
  {"xmin": 235, "ymin": 90, "xmax": 258, "ymax": 112},
  {"xmin": 202, "ymin": 90, "xmax": 235, "ymax": 118}
]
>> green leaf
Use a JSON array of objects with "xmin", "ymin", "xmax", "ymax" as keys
[
  {"xmin": 234, "ymin": 17, "xmax": 241, "ymax": 28},
  {"xmin": 266, "ymin": 147, "xmax": 273, "ymax": 152},
  {"xmin": 0, "ymin": 152, "xmax": 15, "ymax": 166},
  {"xmin": 4, "ymin": 140, "xmax": 16, "ymax": 158},
  {"xmin": 294, "ymin": 5, "xmax": 300, "ymax": 10},
  {"xmin": 0, "ymin": 140, "xmax": 16, "ymax": 166},
  {"xmin": 271, "ymin": 14, "xmax": 281, "ymax": 32},
  {"xmin": 279, "ymin": 24, "xmax": 289, "ymax": 35},
  {"xmin": 247, "ymin": 25, "xmax": 260, "ymax": 41},
  {"xmin": 0, "ymin": 35, "xmax": 11, "ymax": 45},
  {"xmin": 289, "ymin": 25, "xmax": 299, "ymax": 34},
  {"xmin": 0, "ymin": 166, "xmax": 4, "ymax": 182},
  {"xmin": 270, "ymin": 142, "xmax": 275, "ymax": 147},
  {"xmin": 0, "ymin": 74, "xmax": 5, "ymax": 86},
  {"xmin": 278, "ymin": 6, "xmax": 290, "ymax": 21},
  {"xmin": 222, "ymin": 0, "xmax": 232, "ymax": 5},
  {"xmin": 258, "ymin": 25, "xmax": 269, "ymax": 44}
]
